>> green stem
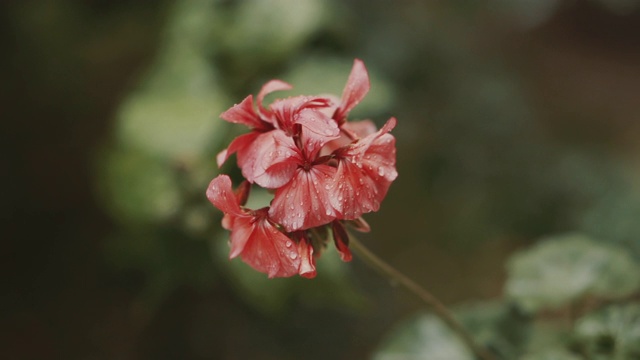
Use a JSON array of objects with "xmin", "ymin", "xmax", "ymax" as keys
[{"xmin": 349, "ymin": 236, "xmax": 495, "ymax": 360}]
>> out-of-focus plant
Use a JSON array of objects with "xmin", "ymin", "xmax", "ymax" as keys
[{"xmin": 95, "ymin": 0, "xmax": 640, "ymax": 358}]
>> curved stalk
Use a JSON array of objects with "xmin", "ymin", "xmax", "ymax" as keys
[{"xmin": 349, "ymin": 236, "xmax": 495, "ymax": 360}]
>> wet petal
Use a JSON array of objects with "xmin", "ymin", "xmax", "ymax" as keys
[
  {"xmin": 238, "ymin": 217, "xmax": 301, "ymax": 278},
  {"xmin": 270, "ymin": 95, "xmax": 332, "ymax": 135},
  {"xmin": 257, "ymin": 80, "xmax": 293, "ymax": 120},
  {"xmin": 331, "ymin": 220, "xmax": 352, "ymax": 262},
  {"xmin": 333, "ymin": 117, "xmax": 398, "ymax": 218},
  {"xmin": 333, "ymin": 158, "xmax": 381, "ymax": 219},
  {"xmin": 217, "ymin": 132, "xmax": 260, "ymax": 167},
  {"xmin": 297, "ymin": 238, "xmax": 317, "ymax": 279},
  {"xmin": 296, "ymin": 108, "xmax": 340, "ymax": 140},
  {"xmin": 269, "ymin": 165, "xmax": 339, "ymax": 232},
  {"xmin": 333, "ymin": 59, "xmax": 370, "ymax": 123},
  {"xmin": 220, "ymin": 95, "xmax": 269, "ymax": 130},
  {"xmin": 206, "ymin": 175, "xmax": 243, "ymax": 216},
  {"xmin": 250, "ymin": 130, "xmax": 302, "ymax": 188}
]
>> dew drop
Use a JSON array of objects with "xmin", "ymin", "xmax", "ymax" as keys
[
  {"xmin": 289, "ymin": 252, "xmax": 298, "ymax": 260},
  {"xmin": 325, "ymin": 209, "xmax": 331, "ymax": 216},
  {"xmin": 378, "ymin": 167, "xmax": 385, "ymax": 176},
  {"xmin": 285, "ymin": 240, "xmax": 293, "ymax": 248}
]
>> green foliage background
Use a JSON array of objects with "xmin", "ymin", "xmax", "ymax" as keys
[{"xmin": 3, "ymin": 0, "xmax": 640, "ymax": 359}]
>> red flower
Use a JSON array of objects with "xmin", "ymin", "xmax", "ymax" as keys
[
  {"xmin": 208, "ymin": 59, "xmax": 398, "ymax": 278},
  {"xmin": 332, "ymin": 117, "xmax": 398, "ymax": 219},
  {"xmin": 206, "ymin": 175, "xmax": 301, "ymax": 278}
]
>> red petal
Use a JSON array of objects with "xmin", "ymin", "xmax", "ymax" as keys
[
  {"xmin": 257, "ymin": 80, "xmax": 293, "ymax": 120},
  {"xmin": 322, "ymin": 119, "xmax": 377, "ymax": 155},
  {"xmin": 217, "ymin": 132, "xmax": 260, "ymax": 167},
  {"xmin": 270, "ymin": 96, "xmax": 332, "ymax": 135},
  {"xmin": 206, "ymin": 175, "xmax": 243, "ymax": 216},
  {"xmin": 269, "ymin": 165, "xmax": 339, "ymax": 232},
  {"xmin": 331, "ymin": 221, "xmax": 352, "ymax": 262},
  {"xmin": 231, "ymin": 130, "xmax": 295, "ymax": 186},
  {"xmin": 297, "ymin": 239, "xmax": 317, "ymax": 279},
  {"xmin": 249, "ymin": 130, "xmax": 302, "ymax": 188},
  {"xmin": 228, "ymin": 215, "xmax": 254, "ymax": 258},
  {"xmin": 333, "ymin": 59, "xmax": 370, "ymax": 123},
  {"xmin": 237, "ymin": 217, "xmax": 301, "ymax": 278},
  {"xmin": 345, "ymin": 217, "xmax": 371, "ymax": 233},
  {"xmin": 296, "ymin": 108, "xmax": 340, "ymax": 148},
  {"xmin": 332, "ymin": 158, "xmax": 381, "ymax": 219},
  {"xmin": 332, "ymin": 117, "xmax": 398, "ymax": 218},
  {"xmin": 220, "ymin": 95, "xmax": 269, "ymax": 130}
]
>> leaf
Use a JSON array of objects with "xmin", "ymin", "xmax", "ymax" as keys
[
  {"xmin": 521, "ymin": 348, "xmax": 582, "ymax": 360},
  {"xmin": 505, "ymin": 233, "xmax": 640, "ymax": 313},
  {"xmin": 224, "ymin": 0, "xmax": 329, "ymax": 60},
  {"xmin": 115, "ymin": 0, "xmax": 228, "ymax": 160},
  {"xmin": 373, "ymin": 312, "xmax": 474, "ymax": 360},
  {"xmin": 573, "ymin": 302, "xmax": 640, "ymax": 359},
  {"xmin": 98, "ymin": 147, "xmax": 181, "ymax": 223}
]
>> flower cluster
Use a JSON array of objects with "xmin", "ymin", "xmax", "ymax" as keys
[{"xmin": 207, "ymin": 59, "xmax": 398, "ymax": 278}]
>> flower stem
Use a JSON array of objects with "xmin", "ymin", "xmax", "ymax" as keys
[{"xmin": 349, "ymin": 236, "xmax": 495, "ymax": 360}]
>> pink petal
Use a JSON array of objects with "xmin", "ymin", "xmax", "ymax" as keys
[
  {"xmin": 296, "ymin": 108, "xmax": 340, "ymax": 146},
  {"xmin": 248, "ymin": 130, "xmax": 302, "ymax": 189},
  {"xmin": 270, "ymin": 95, "xmax": 332, "ymax": 135},
  {"xmin": 217, "ymin": 132, "xmax": 260, "ymax": 167},
  {"xmin": 332, "ymin": 158, "xmax": 381, "ymax": 219},
  {"xmin": 297, "ymin": 239, "xmax": 317, "ymax": 279},
  {"xmin": 331, "ymin": 221, "xmax": 352, "ymax": 262},
  {"xmin": 220, "ymin": 95, "xmax": 269, "ymax": 130},
  {"xmin": 333, "ymin": 59, "xmax": 370, "ymax": 123},
  {"xmin": 228, "ymin": 215, "xmax": 255, "ymax": 258},
  {"xmin": 332, "ymin": 117, "xmax": 398, "ymax": 218},
  {"xmin": 323, "ymin": 119, "xmax": 377, "ymax": 155},
  {"xmin": 257, "ymin": 80, "xmax": 293, "ymax": 120},
  {"xmin": 206, "ymin": 175, "xmax": 243, "ymax": 216},
  {"xmin": 269, "ymin": 165, "xmax": 339, "ymax": 232},
  {"xmin": 238, "ymin": 217, "xmax": 301, "ymax": 278}
]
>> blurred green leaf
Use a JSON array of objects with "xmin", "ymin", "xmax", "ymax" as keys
[
  {"xmin": 573, "ymin": 302, "xmax": 640, "ymax": 360},
  {"xmin": 373, "ymin": 312, "xmax": 473, "ymax": 360},
  {"xmin": 521, "ymin": 348, "xmax": 582, "ymax": 360},
  {"xmin": 115, "ymin": 0, "xmax": 228, "ymax": 160},
  {"xmin": 99, "ymin": 147, "xmax": 181, "ymax": 223},
  {"xmin": 223, "ymin": 0, "xmax": 329, "ymax": 61},
  {"xmin": 506, "ymin": 234, "xmax": 640, "ymax": 313}
]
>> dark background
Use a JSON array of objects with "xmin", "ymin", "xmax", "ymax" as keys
[{"xmin": 3, "ymin": 0, "xmax": 640, "ymax": 359}]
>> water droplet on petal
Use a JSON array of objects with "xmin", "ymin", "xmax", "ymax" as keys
[
  {"xmin": 289, "ymin": 252, "xmax": 298, "ymax": 260},
  {"xmin": 378, "ymin": 167, "xmax": 385, "ymax": 176},
  {"xmin": 285, "ymin": 240, "xmax": 293, "ymax": 248}
]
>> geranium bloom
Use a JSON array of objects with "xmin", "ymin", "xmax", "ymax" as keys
[{"xmin": 207, "ymin": 59, "xmax": 398, "ymax": 278}]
